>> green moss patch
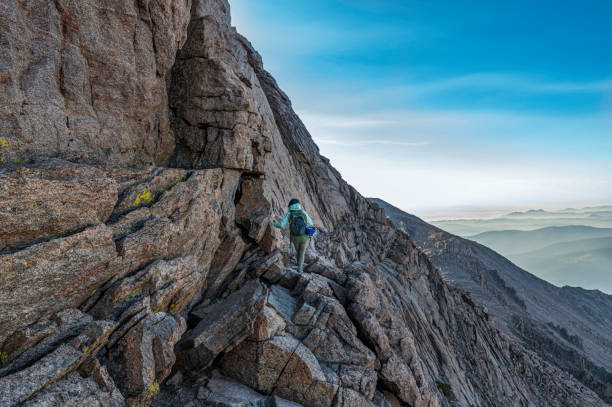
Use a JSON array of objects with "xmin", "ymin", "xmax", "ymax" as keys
[{"xmin": 436, "ymin": 381, "xmax": 456, "ymax": 400}]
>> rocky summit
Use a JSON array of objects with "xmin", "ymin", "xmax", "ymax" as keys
[{"xmin": 0, "ymin": 1, "xmax": 608, "ymax": 406}]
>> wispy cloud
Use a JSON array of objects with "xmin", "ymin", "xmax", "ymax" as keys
[
  {"xmin": 405, "ymin": 74, "xmax": 612, "ymax": 96},
  {"xmin": 314, "ymin": 138, "xmax": 429, "ymax": 147},
  {"xmin": 287, "ymin": 73, "xmax": 612, "ymax": 120},
  {"xmin": 298, "ymin": 110, "xmax": 471, "ymax": 130},
  {"xmin": 307, "ymin": 118, "xmax": 397, "ymax": 129},
  {"xmin": 326, "ymin": 151, "xmax": 612, "ymax": 215},
  {"xmin": 298, "ymin": 108, "xmax": 612, "ymax": 166}
]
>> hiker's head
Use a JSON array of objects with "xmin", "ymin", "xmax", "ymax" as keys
[{"xmin": 288, "ymin": 198, "xmax": 300, "ymax": 208}]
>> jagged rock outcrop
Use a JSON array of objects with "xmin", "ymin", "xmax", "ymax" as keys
[
  {"xmin": 176, "ymin": 279, "xmax": 268, "ymax": 371},
  {"xmin": 0, "ymin": 1, "xmax": 608, "ymax": 406}
]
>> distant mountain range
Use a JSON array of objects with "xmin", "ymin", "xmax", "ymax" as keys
[
  {"xmin": 370, "ymin": 198, "xmax": 612, "ymax": 403},
  {"xmin": 508, "ymin": 206, "xmax": 612, "ymax": 217},
  {"xmin": 432, "ymin": 205, "xmax": 612, "ymax": 236},
  {"xmin": 464, "ymin": 225, "xmax": 612, "ymax": 294},
  {"xmin": 470, "ymin": 225, "xmax": 612, "ymax": 254},
  {"xmin": 432, "ymin": 209, "xmax": 612, "ymax": 293}
]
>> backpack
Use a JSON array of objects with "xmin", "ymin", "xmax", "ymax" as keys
[{"xmin": 289, "ymin": 211, "xmax": 307, "ymax": 236}]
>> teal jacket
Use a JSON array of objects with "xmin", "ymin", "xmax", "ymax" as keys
[{"xmin": 273, "ymin": 203, "xmax": 313, "ymax": 243}]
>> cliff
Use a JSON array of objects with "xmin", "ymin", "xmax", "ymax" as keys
[{"xmin": 0, "ymin": 1, "xmax": 607, "ymax": 406}]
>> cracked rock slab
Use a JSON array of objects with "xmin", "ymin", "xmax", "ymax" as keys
[
  {"xmin": 89, "ymin": 256, "xmax": 201, "ymax": 321},
  {"xmin": 106, "ymin": 312, "xmax": 186, "ymax": 404},
  {"xmin": 0, "ymin": 344, "xmax": 82, "ymax": 406},
  {"xmin": 0, "ymin": 225, "xmax": 117, "ymax": 344},
  {"xmin": 0, "ymin": 308, "xmax": 91, "ymax": 372},
  {"xmin": 0, "ymin": 171, "xmax": 118, "ymax": 252},
  {"xmin": 221, "ymin": 333, "xmax": 338, "ymax": 407},
  {"xmin": 21, "ymin": 371, "xmax": 124, "ymax": 407},
  {"xmin": 177, "ymin": 279, "xmax": 268, "ymax": 371}
]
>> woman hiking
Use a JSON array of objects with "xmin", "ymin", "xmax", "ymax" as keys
[{"xmin": 273, "ymin": 198, "xmax": 314, "ymax": 273}]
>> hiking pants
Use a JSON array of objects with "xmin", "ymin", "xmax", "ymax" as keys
[{"xmin": 292, "ymin": 240, "xmax": 309, "ymax": 272}]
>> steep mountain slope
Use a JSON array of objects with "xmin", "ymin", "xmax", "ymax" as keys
[
  {"xmin": 371, "ymin": 198, "xmax": 612, "ymax": 403},
  {"xmin": 470, "ymin": 226, "xmax": 612, "ymax": 255},
  {"xmin": 0, "ymin": 1, "xmax": 607, "ymax": 406}
]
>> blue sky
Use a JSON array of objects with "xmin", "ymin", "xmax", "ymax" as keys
[{"xmin": 231, "ymin": 0, "xmax": 612, "ymax": 218}]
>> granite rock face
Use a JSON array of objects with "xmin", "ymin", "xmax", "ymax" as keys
[
  {"xmin": 0, "ymin": 0, "xmax": 192, "ymax": 166},
  {"xmin": 0, "ymin": 1, "xmax": 608, "ymax": 406},
  {"xmin": 0, "ymin": 168, "xmax": 117, "ymax": 251}
]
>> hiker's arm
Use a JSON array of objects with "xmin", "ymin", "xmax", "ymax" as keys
[
  {"xmin": 304, "ymin": 212, "xmax": 314, "ymax": 226},
  {"xmin": 273, "ymin": 212, "xmax": 290, "ymax": 229}
]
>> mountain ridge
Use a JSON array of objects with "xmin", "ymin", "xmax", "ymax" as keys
[
  {"xmin": 432, "ymin": 209, "xmax": 612, "ymax": 236},
  {"xmin": 469, "ymin": 225, "xmax": 612, "ymax": 255},
  {"xmin": 468, "ymin": 226, "xmax": 612, "ymax": 292},
  {"xmin": 371, "ymin": 197, "xmax": 612, "ymax": 403}
]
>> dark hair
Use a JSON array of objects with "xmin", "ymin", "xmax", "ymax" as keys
[{"xmin": 288, "ymin": 198, "xmax": 300, "ymax": 207}]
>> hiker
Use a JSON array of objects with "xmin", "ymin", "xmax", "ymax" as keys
[{"xmin": 273, "ymin": 198, "xmax": 314, "ymax": 272}]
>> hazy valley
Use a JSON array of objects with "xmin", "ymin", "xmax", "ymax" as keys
[{"xmin": 431, "ymin": 207, "xmax": 612, "ymax": 293}]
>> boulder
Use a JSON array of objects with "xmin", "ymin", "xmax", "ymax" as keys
[
  {"xmin": 267, "ymin": 284, "xmax": 298, "ymax": 322},
  {"xmin": 152, "ymin": 369, "xmax": 305, "ymax": 407},
  {"xmin": 249, "ymin": 305, "xmax": 286, "ymax": 341},
  {"xmin": 272, "ymin": 337, "xmax": 338, "ymax": 407},
  {"xmin": 273, "ymin": 396, "xmax": 305, "ymax": 407},
  {"xmin": 196, "ymin": 371, "xmax": 268, "ymax": 406},
  {"xmin": 221, "ymin": 333, "xmax": 338, "ymax": 407},
  {"xmin": 177, "ymin": 279, "xmax": 268, "ymax": 370},
  {"xmin": 106, "ymin": 312, "xmax": 186, "ymax": 405},
  {"xmin": 379, "ymin": 356, "xmax": 424, "ymax": 407},
  {"xmin": 293, "ymin": 303, "xmax": 316, "ymax": 326}
]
